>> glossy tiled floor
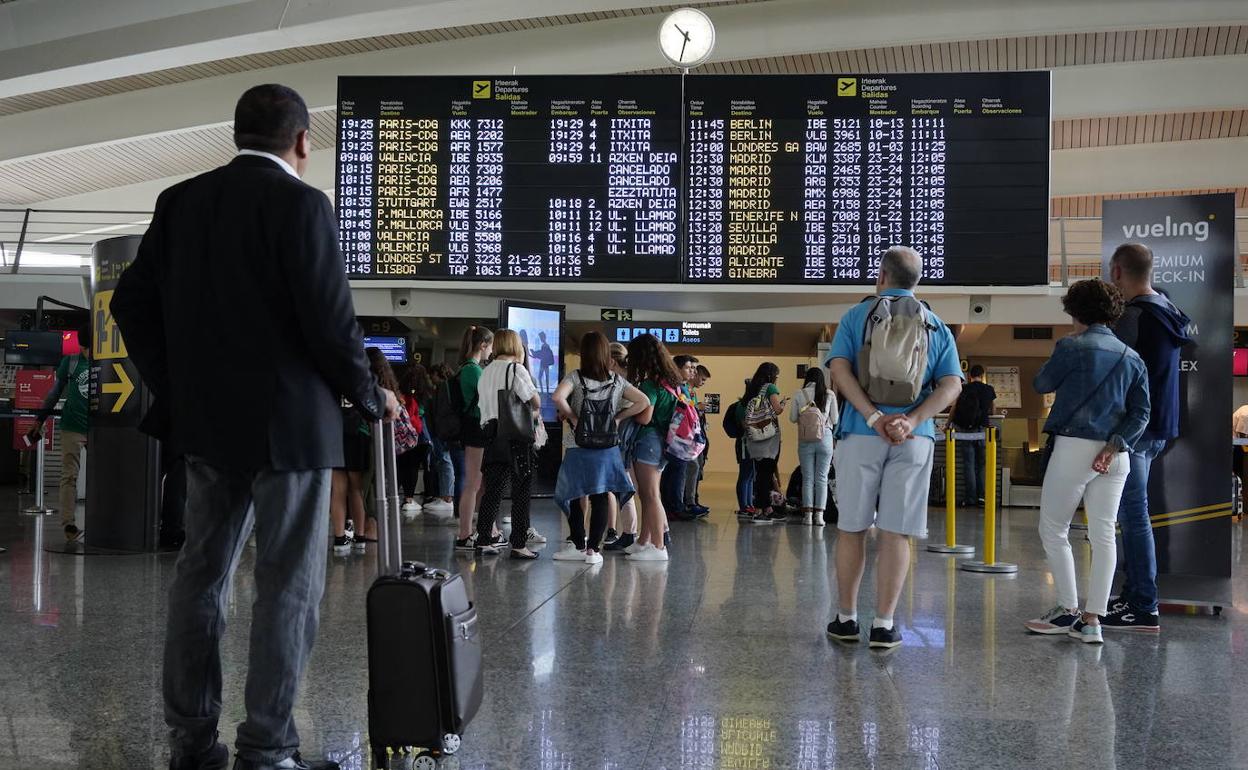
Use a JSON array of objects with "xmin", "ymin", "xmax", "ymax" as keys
[{"xmin": 1, "ymin": 475, "xmax": 1246, "ymax": 769}]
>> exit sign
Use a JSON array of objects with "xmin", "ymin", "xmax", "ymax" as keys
[{"xmin": 601, "ymin": 308, "xmax": 634, "ymax": 321}]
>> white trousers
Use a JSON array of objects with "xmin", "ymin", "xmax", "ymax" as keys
[{"xmin": 1038, "ymin": 436, "xmax": 1130, "ymax": 616}]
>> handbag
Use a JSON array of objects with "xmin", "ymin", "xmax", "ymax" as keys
[
  {"xmin": 1038, "ymin": 347, "xmax": 1128, "ymax": 478},
  {"xmin": 495, "ymin": 362, "xmax": 535, "ymax": 445}
]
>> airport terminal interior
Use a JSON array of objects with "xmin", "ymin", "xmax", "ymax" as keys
[{"xmin": 2, "ymin": 0, "xmax": 1248, "ymax": 768}]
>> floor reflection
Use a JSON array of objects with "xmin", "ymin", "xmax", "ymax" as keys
[{"xmin": 0, "ymin": 480, "xmax": 1245, "ymax": 769}]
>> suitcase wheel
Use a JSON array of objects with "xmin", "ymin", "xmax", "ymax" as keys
[
  {"xmin": 412, "ymin": 753, "xmax": 438, "ymax": 770},
  {"xmin": 441, "ymin": 733, "xmax": 462, "ymax": 755}
]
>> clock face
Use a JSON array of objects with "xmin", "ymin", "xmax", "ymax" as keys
[{"xmin": 658, "ymin": 8, "xmax": 716, "ymax": 68}]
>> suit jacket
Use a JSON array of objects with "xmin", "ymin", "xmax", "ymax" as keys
[{"xmin": 112, "ymin": 155, "xmax": 383, "ymax": 471}]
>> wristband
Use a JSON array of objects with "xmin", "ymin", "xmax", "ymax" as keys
[{"xmin": 865, "ymin": 410, "xmax": 884, "ymax": 429}]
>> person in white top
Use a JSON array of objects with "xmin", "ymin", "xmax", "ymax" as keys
[
  {"xmin": 474, "ymin": 329, "xmax": 543, "ymax": 559},
  {"xmin": 789, "ymin": 367, "xmax": 838, "ymax": 526}
]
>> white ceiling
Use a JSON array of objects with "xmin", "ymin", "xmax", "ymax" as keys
[{"xmin": 0, "ymin": 0, "xmax": 1245, "ymax": 315}]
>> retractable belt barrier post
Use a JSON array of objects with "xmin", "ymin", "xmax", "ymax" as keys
[
  {"xmin": 372, "ymin": 420, "xmax": 403, "ymax": 577},
  {"xmin": 928, "ymin": 427, "xmax": 974, "ymax": 555},
  {"xmin": 23, "ymin": 415, "xmax": 55, "ymax": 516},
  {"xmin": 960, "ymin": 426, "xmax": 1017, "ymax": 574}
]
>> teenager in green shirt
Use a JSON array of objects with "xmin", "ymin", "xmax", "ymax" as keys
[
  {"xmin": 454, "ymin": 325, "xmax": 493, "ymax": 548},
  {"xmin": 624, "ymin": 333, "xmax": 683, "ymax": 562}
]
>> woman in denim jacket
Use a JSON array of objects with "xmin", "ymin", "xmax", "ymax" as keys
[{"xmin": 1024, "ymin": 279, "xmax": 1150, "ymax": 645}]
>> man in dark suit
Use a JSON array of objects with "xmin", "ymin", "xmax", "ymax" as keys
[{"xmin": 112, "ymin": 84, "xmax": 397, "ymax": 770}]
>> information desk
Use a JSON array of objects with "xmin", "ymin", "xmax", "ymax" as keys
[
  {"xmin": 336, "ymin": 75, "xmax": 682, "ymax": 282},
  {"xmin": 684, "ymin": 73, "xmax": 1050, "ymax": 285}
]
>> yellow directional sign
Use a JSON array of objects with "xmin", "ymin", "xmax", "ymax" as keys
[
  {"xmin": 101, "ymin": 362, "xmax": 134, "ymax": 413},
  {"xmin": 601, "ymin": 308, "xmax": 634, "ymax": 321},
  {"xmin": 93, "ymin": 289, "xmax": 127, "ymax": 361}
]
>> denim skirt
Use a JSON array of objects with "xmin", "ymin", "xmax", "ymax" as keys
[{"xmin": 554, "ymin": 447, "xmax": 636, "ymax": 514}]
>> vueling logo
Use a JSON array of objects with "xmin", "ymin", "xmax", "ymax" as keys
[{"xmin": 1120, "ymin": 215, "xmax": 1212, "ymax": 242}]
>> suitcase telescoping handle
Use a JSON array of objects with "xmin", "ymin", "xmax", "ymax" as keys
[{"xmin": 371, "ymin": 419, "xmax": 405, "ymax": 577}]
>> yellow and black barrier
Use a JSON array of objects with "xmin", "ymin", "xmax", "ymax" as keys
[
  {"xmin": 961, "ymin": 426, "xmax": 1018, "ymax": 574},
  {"xmin": 927, "ymin": 427, "xmax": 975, "ymax": 555}
]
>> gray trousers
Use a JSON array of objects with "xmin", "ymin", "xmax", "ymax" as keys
[
  {"xmin": 683, "ymin": 450, "xmax": 705, "ymax": 506},
  {"xmin": 163, "ymin": 457, "xmax": 331, "ymax": 764}
]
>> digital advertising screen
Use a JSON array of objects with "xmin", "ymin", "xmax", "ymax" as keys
[
  {"xmin": 499, "ymin": 300, "xmax": 565, "ymax": 423},
  {"xmin": 337, "ymin": 75, "xmax": 682, "ymax": 282},
  {"xmin": 684, "ymin": 72, "xmax": 1051, "ymax": 285}
]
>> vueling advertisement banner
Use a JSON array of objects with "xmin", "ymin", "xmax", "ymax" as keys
[{"xmin": 1101, "ymin": 193, "xmax": 1234, "ymax": 584}]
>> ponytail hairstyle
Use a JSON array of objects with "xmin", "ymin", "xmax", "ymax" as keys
[
  {"xmin": 626, "ymin": 333, "xmax": 681, "ymax": 388},
  {"xmin": 459, "ymin": 324, "xmax": 494, "ymax": 363},
  {"xmin": 802, "ymin": 366, "xmax": 828, "ymax": 408}
]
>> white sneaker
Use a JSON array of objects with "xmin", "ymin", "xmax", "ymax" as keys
[
  {"xmin": 526, "ymin": 526, "xmax": 547, "ymax": 544},
  {"xmin": 402, "ymin": 500, "xmax": 422, "ymax": 514},
  {"xmin": 425, "ymin": 499, "xmax": 454, "ymax": 513},
  {"xmin": 585, "ymin": 551, "xmax": 604, "ymax": 565},
  {"xmin": 623, "ymin": 541, "xmax": 647, "ymax": 555},
  {"xmin": 552, "ymin": 543, "xmax": 586, "ymax": 561},
  {"xmin": 813, "ymin": 512, "xmax": 825, "ymax": 527},
  {"xmin": 627, "ymin": 545, "xmax": 669, "ymax": 561}
]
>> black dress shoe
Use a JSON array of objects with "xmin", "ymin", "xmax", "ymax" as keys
[
  {"xmin": 233, "ymin": 752, "xmax": 339, "ymax": 770},
  {"xmin": 170, "ymin": 742, "xmax": 229, "ymax": 770}
]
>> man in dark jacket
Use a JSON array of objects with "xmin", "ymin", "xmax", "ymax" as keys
[
  {"xmin": 1107, "ymin": 242, "xmax": 1192, "ymax": 632},
  {"xmin": 112, "ymin": 84, "xmax": 397, "ymax": 770}
]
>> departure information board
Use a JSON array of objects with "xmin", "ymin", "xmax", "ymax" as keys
[
  {"xmin": 684, "ymin": 73, "xmax": 1050, "ymax": 285},
  {"xmin": 335, "ymin": 73, "xmax": 1050, "ymax": 285},
  {"xmin": 336, "ymin": 75, "xmax": 682, "ymax": 281}
]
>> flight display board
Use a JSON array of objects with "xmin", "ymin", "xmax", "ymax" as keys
[
  {"xmin": 336, "ymin": 73, "xmax": 1050, "ymax": 286},
  {"xmin": 684, "ymin": 73, "xmax": 1050, "ymax": 285},
  {"xmin": 336, "ymin": 75, "xmax": 682, "ymax": 282}
]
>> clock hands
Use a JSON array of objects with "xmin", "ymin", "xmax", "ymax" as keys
[{"xmin": 674, "ymin": 23, "xmax": 692, "ymax": 63}]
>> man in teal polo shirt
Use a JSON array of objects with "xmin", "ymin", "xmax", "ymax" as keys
[{"xmin": 824, "ymin": 247, "xmax": 963, "ymax": 649}]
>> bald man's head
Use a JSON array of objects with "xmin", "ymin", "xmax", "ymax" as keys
[{"xmin": 880, "ymin": 246, "xmax": 922, "ymax": 290}]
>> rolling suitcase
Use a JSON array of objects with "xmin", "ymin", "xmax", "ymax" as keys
[{"xmin": 366, "ymin": 420, "xmax": 484, "ymax": 770}]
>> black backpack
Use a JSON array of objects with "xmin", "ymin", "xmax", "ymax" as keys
[
  {"xmin": 951, "ymin": 385, "xmax": 985, "ymax": 430},
  {"xmin": 430, "ymin": 374, "xmax": 475, "ymax": 443},
  {"xmin": 722, "ymin": 399, "xmax": 744, "ymax": 439},
  {"xmin": 573, "ymin": 373, "xmax": 619, "ymax": 450}
]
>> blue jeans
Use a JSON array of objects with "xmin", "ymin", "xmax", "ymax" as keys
[
  {"xmin": 449, "ymin": 444, "xmax": 466, "ymax": 501},
  {"xmin": 661, "ymin": 455, "xmax": 688, "ymax": 515},
  {"xmin": 1117, "ymin": 438, "xmax": 1166, "ymax": 612},
  {"xmin": 958, "ymin": 439, "xmax": 986, "ymax": 503},
  {"xmin": 430, "ymin": 436, "xmax": 454, "ymax": 497},
  {"xmin": 736, "ymin": 458, "xmax": 755, "ymax": 511},
  {"xmin": 798, "ymin": 435, "xmax": 835, "ymax": 510}
]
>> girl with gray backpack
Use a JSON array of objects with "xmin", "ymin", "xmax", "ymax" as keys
[
  {"xmin": 789, "ymin": 367, "xmax": 838, "ymax": 526},
  {"xmin": 551, "ymin": 332, "xmax": 649, "ymax": 563}
]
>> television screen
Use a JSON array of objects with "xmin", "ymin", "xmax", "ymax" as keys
[
  {"xmin": 499, "ymin": 301, "xmax": 564, "ymax": 423},
  {"xmin": 364, "ymin": 335, "xmax": 407, "ymax": 363},
  {"xmin": 4, "ymin": 330, "xmax": 64, "ymax": 366},
  {"xmin": 1234, "ymin": 348, "xmax": 1247, "ymax": 377}
]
